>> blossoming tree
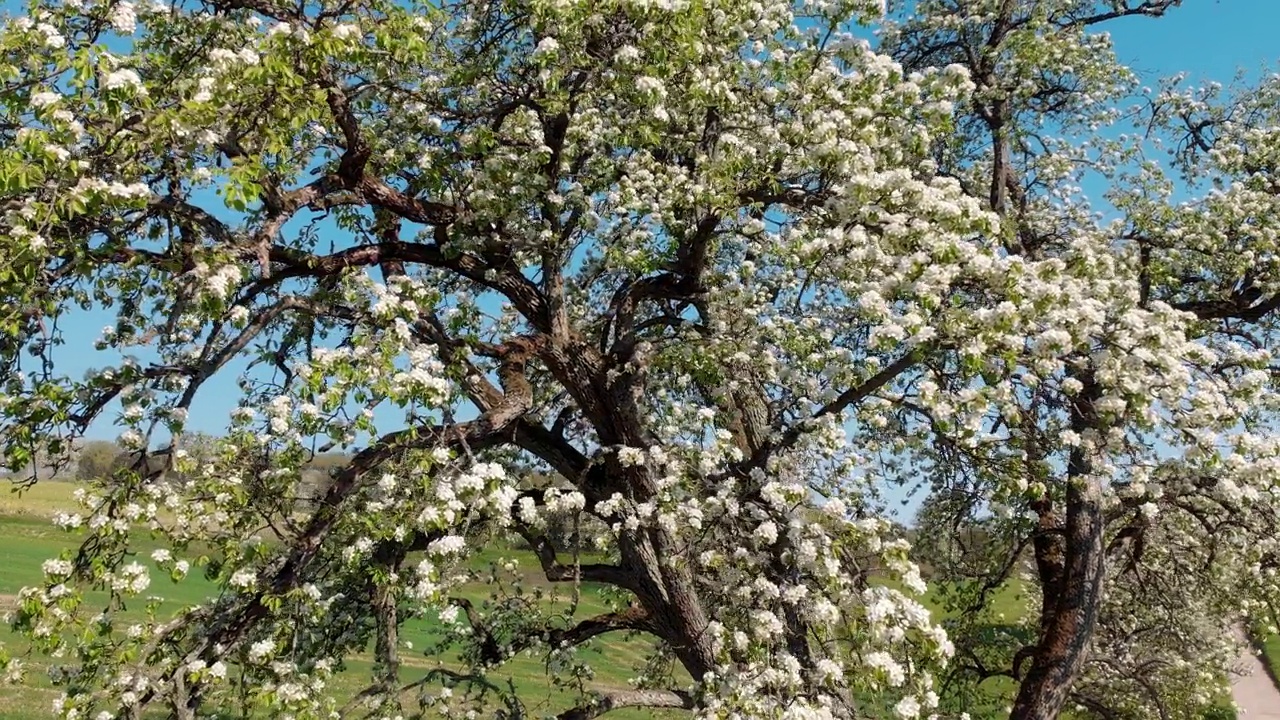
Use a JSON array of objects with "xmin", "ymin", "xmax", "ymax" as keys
[
  {"xmin": 882, "ymin": 1, "xmax": 1280, "ymax": 719},
  {"xmin": 1, "ymin": 0, "xmax": 1278, "ymax": 718}
]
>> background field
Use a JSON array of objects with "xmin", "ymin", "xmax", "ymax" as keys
[
  {"xmin": 0, "ymin": 481, "xmax": 1241, "ymax": 719},
  {"xmin": 0, "ymin": 480, "xmax": 680, "ymax": 719}
]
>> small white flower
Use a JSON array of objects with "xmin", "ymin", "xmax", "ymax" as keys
[
  {"xmin": 192, "ymin": 76, "xmax": 215, "ymax": 103},
  {"xmin": 330, "ymin": 22, "xmax": 360, "ymax": 40},
  {"xmin": 44, "ymin": 144, "xmax": 70, "ymax": 163},
  {"xmin": 754, "ymin": 520, "xmax": 779, "ymax": 545},
  {"xmin": 208, "ymin": 48, "xmax": 237, "ymax": 65},
  {"xmin": 29, "ymin": 91, "xmax": 61, "ymax": 109},
  {"xmin": 814, "ymin": 658, "xmax": 843, "ymax": 683},
  {"xmin": 533, "ymin": 36, "xmax": 559, "ymax": 57},
  {"xmin": 865, "ymin": 651, "xmax": 906, "ymax": 687},
  {"xmin": 36, "ymin": 23, "xmax": 64, "ymax": 48},
  {"xmin": 113, "ymin": 562, "xmax": 150, "ymax": 594},
  {"xmin": 635, "ymin": 76, "xmax": 665, "ymax": 95},
  {"xmin": 103, "ymin": 69, "xmax": 144, "ymax": 93},
  {"xmin": 229, "ymin": 568, "xmax": 256, "ymax": 589},
  {"xmin": 53, "ymin": 512, "xmax": 83, "ymax": 529},
  {"xmin": 427, "ymin": 535, "xmax": 466, "ymax": 556},
  {"xmin": 42, "ymin": 559, "xmax": 73, "ymax": 578},
  {"xmin": 617, "ymin": 446, "xmax": 646, "ymax": 467},
  {"xmin": 247, "ymin": 639, "xmax": 274, "ymax": 662},
  {"xmin": 109, "ymin": 2, "xmax": 137, "ymax": 34}
]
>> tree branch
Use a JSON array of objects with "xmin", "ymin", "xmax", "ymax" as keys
[
  {"xmin": 450, "ymin": 597, "xmax": 653, "ymax": 666},
  {"xmin": 1064, "ymin": 0, "xmax": 1183, "ymax": 28},
  {"xmin": 557, "ymin": 689, "xmax": 695, "ymax": 720},
  {"xmin": 727, "ymin": 349, "xmax": 921, "ymax": 480},
  {"xmin": 1173, "ymin": 293, "xmax": 1280, "ymax": 323},
  {"xmin": 513, "ymin": 524, "xmax": 639, "ymax": 593}
]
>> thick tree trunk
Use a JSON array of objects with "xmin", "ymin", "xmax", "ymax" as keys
[
  {"xmin": 372, "ymin": 580, "xmax": 402, "ymax": 707},
  {"xmin": 618, "ymin": 528, "xmax": 718, "ymax": 679},
  {"xmin": 1009, "ymin": 474, "xmax": 1106, "ymax": 719},
  {"xmin": 541, "ymin": 333, "xmax": 720, "ymax": 682},
  {"xmin": 1010, "ymin": 378, "xmax": 1105, "ymax": 720}
]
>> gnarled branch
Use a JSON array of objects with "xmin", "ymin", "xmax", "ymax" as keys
[{"xmin": 557, "ymin": 689, "xmax": 695, "ymax": 720}]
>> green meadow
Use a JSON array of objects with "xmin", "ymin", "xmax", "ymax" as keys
[
  {"xmin": 0, "ymin": 481, "xmax": 1235, "ymax": 719},
  {"xmin": 0, "ymin": 481, "xmax": 675, "ymax": 719}
]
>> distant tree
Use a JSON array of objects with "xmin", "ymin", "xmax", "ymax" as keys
[
  {"xmin": 103, "ymin": 432, "xmax": 221, "ymax": 485},
  {"xmin": 108, "ymin": 448, "xmax": 169, "ymax": 480},
  {"xmin": 305, "ymin": 452, "xmax": 352, "ymax": 474},
  {"xmin": 299, "ymin": 451, "xmax": 352, "ymax": 506},
  {"xmin": 74, "ymin": 440, "xmax": 122, "ymax": 482},
  {"xmin": 910, "ymin": 487, "xmax": 994, "ymax": 578}
]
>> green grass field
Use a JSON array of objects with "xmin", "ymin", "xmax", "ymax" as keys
[
  {"xmin": 0, "ymin": 481, "xmax": 675, "ymax": 719},
  {"xmin": 1260, "ymin": 634, "xmax": 1280, "ymax": 672},
  {"xmin": 0, "ymin": 481, "xmax": 1238, "ymax": 719},
  {"xmin": 1249, "ymin": 624, "xmax": 1280, "ymax": 689}
]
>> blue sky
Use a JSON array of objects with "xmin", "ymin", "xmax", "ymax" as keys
[
  {"xmin": 36, "ymin": 0, "xmax": 1280, "ymax": 443},
  {"xmin": 1106, "ymin": 1, "xmax": 1276, "ymax": 82}
]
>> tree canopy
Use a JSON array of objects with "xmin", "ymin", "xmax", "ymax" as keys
[
  {"xmin": 2, "ymin": 0, "xmax": 1279, "ymax": 719},
  {"xmin": 75, "ymin": 438, "xmax": 122, "ymax": 481}
]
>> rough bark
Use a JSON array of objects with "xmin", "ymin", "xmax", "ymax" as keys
[{"xmin": 1010, "ymin": 376, "xmax": 1105, "ymax": 720}]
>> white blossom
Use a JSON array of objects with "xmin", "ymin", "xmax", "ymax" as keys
[
  {"xmin": 247, "ymin": 639, "xmax": 274, "ymax": 662},
  {"xmin": 533, "ymin": 36, "xmax": 559, "ymax": 57},
  {"xmin": 109, "ymin": 2, "xmax": 137, "ymax": 33},
  {"xmin": 103, "ymin": 69, "xmax": 144, "ymax": 93},
  {"xmin": 29, "ymin": 91, "xmax": 60, "ymax": 109}
]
